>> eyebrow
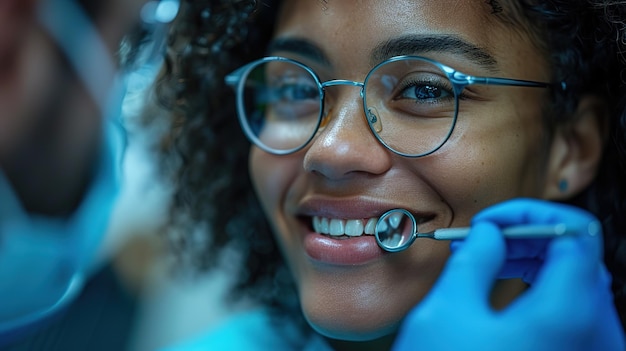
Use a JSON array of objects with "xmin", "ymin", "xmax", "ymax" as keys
[
  {"xmin": 267, "ymin": 34, "xmax": 498, "ymax": 72},
  {"xmin": 372, "ymin": 35, "xmax": 498, "ymax": 71}
]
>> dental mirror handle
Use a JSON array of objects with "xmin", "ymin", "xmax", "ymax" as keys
[{"xmin": 424, "ymin": 223, "xmax": 575, "ymax": 240}]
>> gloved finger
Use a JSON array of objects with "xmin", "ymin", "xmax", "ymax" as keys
[
  {"xmin": 511, "ymin": 219, "xmax": 608, "ymax": 283},
  {"xmin": 507, "ymin": 250, "xmax": 624, "ymax": 350},
  {"xmin": 538, "ymin": 236, "xmax": 600, "ymax": 292},
  {"xmin": 521, "ymin": 233, "xmax": 603, "ymax": 315},
  {"xmin": 436, "ymin": 221, "xmax": 506, "ymax": 303},
  {"xmin": 592, "ymin": 266, "xmax": 625, "ymax": 350}
]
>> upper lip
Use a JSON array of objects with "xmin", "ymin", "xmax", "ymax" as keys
[{"xmin": 294, "ymin": 194, "xmax": 436, "ymax": 221}]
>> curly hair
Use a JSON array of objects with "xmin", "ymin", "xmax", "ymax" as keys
[
  {"xmin": 147, "ymin": 0, "xmax": 295, "ymax": 312},
  {"xmin": 149, "ymin": 0, "xmax": 626, "ymax": 330}
]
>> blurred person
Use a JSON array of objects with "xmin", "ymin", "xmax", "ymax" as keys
[{"xmin": 0, "ymin": 0, "xmax": 178, "ymax": 347}]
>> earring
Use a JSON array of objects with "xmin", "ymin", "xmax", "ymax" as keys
[{"xmin": 558, "ymin": 179, "xmax": 568, "ymax": 192}]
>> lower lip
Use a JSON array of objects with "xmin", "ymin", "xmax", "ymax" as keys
[{"xmin": 304, "ymin": 232, "xmax": 386, "ymax": 265}]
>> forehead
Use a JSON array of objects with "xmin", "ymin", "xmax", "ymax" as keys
[{"xmin": 273, "ymin": 0, "xmax": 548, "ymax": 78}]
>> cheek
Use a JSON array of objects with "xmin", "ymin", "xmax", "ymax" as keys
[
  {"xmin": 250, "ymin": 148, "xmax": 282, "ymax": 215},
  {"xmin": 424, "ymin": 99, "xmax": 548, "ymax": 220},
  {"xmin": 250, "ymin": 147, "xmax": 308, "ymax": 286},
  {"xmin": 249, "ymin": 147, "xmax": 302, "ymax": 234}
]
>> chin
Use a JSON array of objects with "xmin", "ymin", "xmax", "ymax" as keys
[{"xmin": 303, "ymin": 309, "xmax": 400, "ymax": 342}]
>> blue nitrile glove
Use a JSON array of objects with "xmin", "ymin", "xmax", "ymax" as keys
[{"xmin": 392, "ymin": 198, "xmax": 625, "ymax": 351}]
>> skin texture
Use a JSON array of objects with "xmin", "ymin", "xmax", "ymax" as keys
[
  {"xmin": 0, "ymin": 0, "xmax": 145, "ymax": 216},
  {"xmin": 248, "ymin": 0, "xmax": 603, "ymax": 347}
]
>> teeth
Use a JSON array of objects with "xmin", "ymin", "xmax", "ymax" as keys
[
  {"xmin": 364, "ymin": 218, "xmax": 377, "ymax": 235},
  {"xmin": 377, "ymin": 218, "xmax": 388, "ymax": 233},
  {"xmin": 313, "ymin": 216, "xmax": 329, "ymax": 234},
  {"xmin": 389, "ymin": 212, "xmax": 403, "ymax": 229},
  {"xmin": 345, "ymin": 219, "xmax": 364, "ymax": 237},
  {"xmin": 312, "ymin": 216, "xmax": 377, "ymax": 237},
  {"xmin": 329, "ymin": 219, "xmax": 345, "ymax": 236}
]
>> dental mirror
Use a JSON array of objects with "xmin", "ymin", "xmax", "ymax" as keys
[{"xmin": 375, "ymin": 208, "xmax": 578, "ymax": 253}]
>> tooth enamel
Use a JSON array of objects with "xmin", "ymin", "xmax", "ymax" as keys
[
  {"xmin": 320, "ymin": 217, "xmax": 329, "ymax": 234},
  {"xmin": 388, "ymin": 233, "xmax": 403, "ymax": 247},
  {"xmin": 364, "ymin": 218, "xmax": 377, "ymax": 235},
  {"xmin": 329, "ymin": 219, "xmax": 345, "ymax": 236},
  {"xmin": 345, "ymin": 219, "xmax": 364, "ymax": 237},
  {"xmin": 313, "ymin": 216, "xmax": 321, "ymax": 233},
  {"xmin": 389, "ymin": 212, "xmax": 403, "ymax": 229},
  {"xmin": 377, "ymin": 219, "xmax": 388, "ymax": 233}
]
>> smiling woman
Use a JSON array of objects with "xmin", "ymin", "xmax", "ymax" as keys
[{"xmin": 152, "ymin": 0, "xmax": 626, "ymax": 350}]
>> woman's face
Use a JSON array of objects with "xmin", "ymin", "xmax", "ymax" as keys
[{"xmin": 250, "ymin": 0, "xmax": 553, "ymax": 342}]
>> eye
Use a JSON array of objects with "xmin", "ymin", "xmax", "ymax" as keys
[
  {"xmin": 275, "ymin": 82, "xmax": 319, "ymax": 101},
  {"xmin": 266, "ymin": 74, "xmax": 320, "ymax": 120},
  {"xmin": 397, "ymin": 79, "xmax": 453, "ymax": 102},
  {"xmin": 383, "ymin": 75, "xmax": 457, "ymax": 118},
  {"xmin": 268, "ymin": 74, "xmax": 319, "ymax": 102}
]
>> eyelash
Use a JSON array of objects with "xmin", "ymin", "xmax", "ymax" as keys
[{"xmin": 395, "ymin": 78, "xmax": 469, "ymax": 102}]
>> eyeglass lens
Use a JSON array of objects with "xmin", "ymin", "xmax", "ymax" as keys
[{"xmin": 239, "ymin": 58, "xmax": 459, "ymax": 156}]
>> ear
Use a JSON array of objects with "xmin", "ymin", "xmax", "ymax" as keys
[{"xmin": 543, "ymin": 96, "xmax": 608, "ymax": 200}]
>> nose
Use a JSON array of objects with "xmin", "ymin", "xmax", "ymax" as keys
[{"xmin": 303, "ymin": 86, "xmax": 392, "ymax": 180}]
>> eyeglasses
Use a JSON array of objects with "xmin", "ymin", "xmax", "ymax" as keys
[{"xmin": 225, "ymin": 55, "xmax": 555, "ymax": 157}]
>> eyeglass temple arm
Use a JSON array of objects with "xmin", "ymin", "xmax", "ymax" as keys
[
  {"xmin": 225, "ymin": 61, "xmax": 262, "ymax": 89},
  {"xmin": 451, "ymin": 73, "xmax": 566, "ymax": 91},
  {"xmin": 226, "ymin": 56, "xmax": 298, "ymax": 89}
]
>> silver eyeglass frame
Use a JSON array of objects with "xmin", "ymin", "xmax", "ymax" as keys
[{"xmin": 225, "ymin": 55, "xmax": 557, "ymax": 158}]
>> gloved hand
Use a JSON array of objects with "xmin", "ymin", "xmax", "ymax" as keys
[{"xmin": 392, "ymin": 198, "xmax": 625, "ymax": 351}]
